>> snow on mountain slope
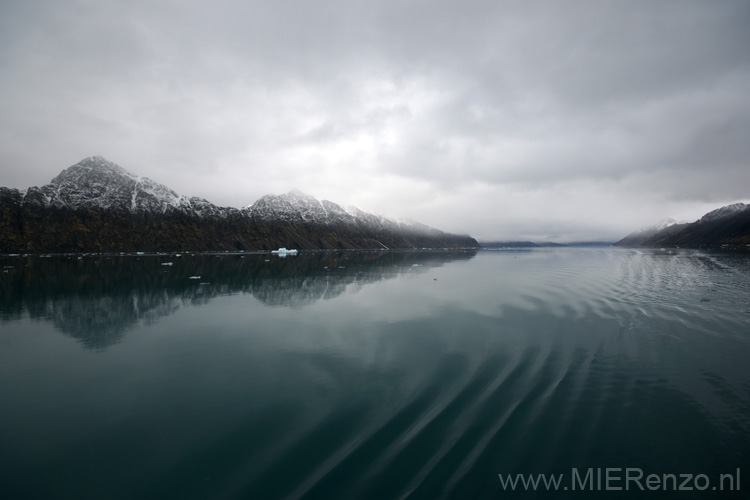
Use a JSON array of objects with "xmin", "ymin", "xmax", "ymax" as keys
[
  {"xmin": 248, "ymin": 190, "xmax": 334, "ymax": 223},
  {"xmin": 17, "ymin": 156, "xmax": 236, "ymax": 217},
  {"xmin": 651, "ymin": 218, "xmax": 678, "ymax": 231},
  {"xmin": 247, "ymin": 190, "xmax": 446, "ymax": 235},
  {"xmin": 12, "ymin": 156, "xmax": 452, "ymax": 236},
  {"xmin": 48, "ymin": 156, "xmax": 190, "ymax": 212},
  {"xmin": 615, "ymin": 202, "xmax": 750, "ymax": 248},
  {"xmin": 699, "ymin": 203, "xmax": 748, "ymax": 223}
]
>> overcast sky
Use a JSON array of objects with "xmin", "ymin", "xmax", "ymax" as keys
[{"xmin": 1, "ymin": 0, "xmax": 748, "ymax": 241}]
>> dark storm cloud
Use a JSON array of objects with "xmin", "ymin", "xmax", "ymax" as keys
[{"xmin": 1, "ymin": 0, "xmax": 748, "ymax": 240}]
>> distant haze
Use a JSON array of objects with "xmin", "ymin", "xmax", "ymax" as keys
[{"xmin": 1, "ymin": 0, "xmax": 749, "ymax": 241}]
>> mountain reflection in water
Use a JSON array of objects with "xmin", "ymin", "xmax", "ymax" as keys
[
  {"xmin": 0, "ymin": 250, "xmax": 477, "ymax": 349},
  {"xmin": 1, "ymin": 248, "xmax": 750, "ymax": 500}
]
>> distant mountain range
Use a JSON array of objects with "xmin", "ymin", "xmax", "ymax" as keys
[
  {"xmin": 479, "ymin": 241, "xmax": 614, "ymax": 248},
  {"xmin": 0, "ymin": 156, "xmax": 478, "ymax": 253},
  {"xmin": 614, "ymin": 203, "xmax": 750, "ymax": 248}
]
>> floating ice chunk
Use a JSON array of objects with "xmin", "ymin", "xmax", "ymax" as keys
[
  {"xmin": 271, "ymin": 247, "xmax": 298, "ymax": 256},
  {"xmin": 161, "ymin": 262, "xmax": 173, "ymax": 266},
  {"xmin": 189, "ymin": 276, "xmax": 201, "ymax": 279}
]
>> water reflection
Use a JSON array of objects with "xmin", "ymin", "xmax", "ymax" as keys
[
  {"xmin": 1, "ymin": 248, "xmax": 749, "ymax": 499},
  {"xmin": 0, "ymin": 250, "xmax": 476, "ymax": 349}
]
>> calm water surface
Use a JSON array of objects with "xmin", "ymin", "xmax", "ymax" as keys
[{"xmin": 1, "ymin": 248, "xmax": 750, "ymax": 499}]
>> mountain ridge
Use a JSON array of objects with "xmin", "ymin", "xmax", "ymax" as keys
[
  {"xmin": 614, "ymin": 203, "xmax": 750, "ymax": 248},
  {"xmin": 0, "ymin": 156, "xmax": 478, "ymax": 253}
]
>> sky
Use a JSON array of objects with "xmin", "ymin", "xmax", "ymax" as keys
[{"xmin": 1, "ymin": 0, "xmax": 749, "ymax": 242}]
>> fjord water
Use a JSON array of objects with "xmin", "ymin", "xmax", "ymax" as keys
[{"xmin": 1, "ymin": 249, "xmax": 749, "ymax": 499}]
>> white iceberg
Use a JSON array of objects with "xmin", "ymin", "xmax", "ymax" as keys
[{"xmin": 271, "ymin": 247, "xmax": 298, "ymax": 256}]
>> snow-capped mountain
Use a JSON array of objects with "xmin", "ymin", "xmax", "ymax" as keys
[
  {"xmin": 0, "ymin": 156, "xmax": 478, "ymax": 253},
  {"xmin": 247, "ymin": 190, "xmax": 441, "ymax": 236},
  {"xmin": 614, "ymin": 217, "xmax": 681, "ymax": 247},
  {"xmin": 48, "ymin": 156, "xmax": 189, "ymax": 212},
  {"xmin": 649, "ymin": 218, "xmax": 678, "ymax": 231},
  {"xmin": 698, "ymin": 203, "xmax": 748, "ymax": 223},
  {"xmin": 13, "ymin": 156, "xmax": 440, "ymax": 231},
  {"xmin": 615, "ymin": 203, "xmax": 750, "ymax": 248},
  {"xmin": 15, "ymin": 156, "xmax": 234, "ymax": 217},
  {"xmin": 248, "ymin": 190, "xmax": 355, "ymax": 224}
]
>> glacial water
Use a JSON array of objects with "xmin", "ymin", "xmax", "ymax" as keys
[{"xmin": 1, "ymin": 248, "xmax": 749, "ymax": 499}]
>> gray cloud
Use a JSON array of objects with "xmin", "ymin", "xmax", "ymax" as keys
[{"xmin": 1, "ymin": 0, "xmax": 748, "ymax": 241}]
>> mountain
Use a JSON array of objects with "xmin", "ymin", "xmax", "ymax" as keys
[
  {"xmin": 614, "ymin": 204, "xmax": 750, "ymax": 248},
  {"xmin": 612, "ymin": 218, "xmax": 682, "ymax": 247},
  {"xmin": 0, "ymin": 156, "xmax": 478, "ymax": 253},
  {"xmin": 478, "ymin": 241, "xmax": 613, "ymax": 249},
  {"xmin": 479, "ymin": 241, "xmax": 564, "ymax": 248},
  {"xmin": 6, "ymin": 156, "xmax": 232, "ymax": 217}
]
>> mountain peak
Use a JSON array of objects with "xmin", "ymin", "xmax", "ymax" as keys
[
  {"xmin": 287, "ymin": 188, "xmax": 311, "ymax": 198},
  {"xmin": 84, "ymin": 155, "xmax": 117, "ymax": 167},
  {"xmin": 699, "ymin": 203, "xmax": 748, "ymax": 223},
  {"xmin": 51, "ymin": 155, "xmax": 134, "ymax": 185},
  {"xmin": 249, "ymin": 190, "xmax": 334, "ymax": 223},
  {"xmin": 43, "ymin": 156, "xmax": 192, "ymax": 213},
  {"xmin": 638, "ymin": 218, "xmax": 677, "ymax": 232}
]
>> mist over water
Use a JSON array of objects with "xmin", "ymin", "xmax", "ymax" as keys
[{"xmin": 1, "ymin": 249, "xmax": 749, "ymax": 499}]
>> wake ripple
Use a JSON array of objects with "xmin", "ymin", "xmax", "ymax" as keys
[{"xmin": 224, "ymin": 249, "xmax": 750, "ymax": 499}]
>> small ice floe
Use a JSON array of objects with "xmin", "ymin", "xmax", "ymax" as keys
[
  {"xmin": 175, "ymin": 253, "xmax": 182, "ymax": 257},
  {"xmin": 136, "ymin": 252, "xmax": 145, "ymax": 255},
  {"xmin": 271, "ymin": 247, "xmax": 298, "ymax": 256},
  {"xmin": 412, "ymin": 264, "xmax": 422, "ymax": 267},
  {"xmin": 189, "ymin": 276, "xmax": 201, "ymax": 280},
  {"xmin": 161, "ymin": 262, "xmax": 173, "ymax": 266}
]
